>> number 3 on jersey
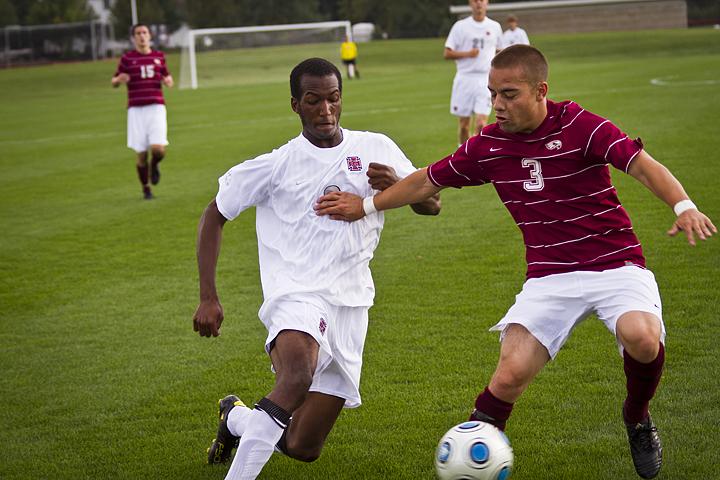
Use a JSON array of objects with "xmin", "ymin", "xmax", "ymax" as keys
[
  {"xmin": 140, "ymin": 65, "xmax": 155, "ymax": 79},
  {"xmin": 522, "ymin": 158, "xmax": 544, "ymax": 191}
]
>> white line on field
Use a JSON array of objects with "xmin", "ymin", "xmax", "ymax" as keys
[{"xmin": 650, "ymin": 76, "xmax": 720, "ymax": 87}]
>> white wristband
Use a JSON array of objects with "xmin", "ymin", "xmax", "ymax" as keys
[
  {"xmin": 673, "ymin": 199, "xmax": 697, "ymax": 216},
  {"xmin": 362, "ymin": 196, "xmax": 377, "ymax": 216}
]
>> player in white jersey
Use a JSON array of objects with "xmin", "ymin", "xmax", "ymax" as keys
[
  {"xmin": 500, "ymin": 14, "xmax": 530, "ymax": 49},
  {"xmin": 444, "ymin": 0, "xmax": 503, "ymax": 145},
  {"xmin": 193, "ymin": 58, "xmax": 440, "ymax": 480}
]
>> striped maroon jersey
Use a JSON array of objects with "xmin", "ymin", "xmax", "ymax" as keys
[
  {"xmin": 428, "ymin": 100, "xmax": 646, "ymax": 279},
  {"xmin": 115, "ymin": 50, "xmax": 169, "ymax": 108}
]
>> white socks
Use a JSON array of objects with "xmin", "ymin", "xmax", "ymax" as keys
[
  {"xmin": 226, "ymin": 404, "xmax": 251, "ymax": 437},
  {"xmin": 224, "ymin": 408, "xmax": 285, "ymax": 480}
]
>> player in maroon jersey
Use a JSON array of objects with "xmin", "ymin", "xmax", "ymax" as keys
[
  {"xmin": 314, "ymin": 45, "xmax": 715, "ymax": 479},
  {"xmin": 112, "ymin": 24, "xmax": 173, "ymax": 200}
]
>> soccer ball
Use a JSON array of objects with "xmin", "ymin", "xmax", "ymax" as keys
[{"xmin": 435, "ymin": 421, "xmax": 513, "ymax": 480}]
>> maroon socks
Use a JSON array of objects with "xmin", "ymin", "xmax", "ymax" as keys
[
  {"xmin": 623, "ymin": 343, "xmax": 665, "ymax": 424},
  {"xmin": 471, "ymin": 387, "xmax": 514, "ymax": 431},
  {"xmin": 136, "ymin": 164, "xmax": 149, "ymax": 186},
  {"xmin": 470, "ymin": 343, "xmax": 664, "ymax": 430}
]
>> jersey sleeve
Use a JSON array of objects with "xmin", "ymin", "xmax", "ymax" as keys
[
  {"xmin": 115, "ymin": 54, "xmax": 128, "ymax": 76},
  {"xmin": 426, "ymin": 141, "xmax": 488, "ymax": 188},
  {"xmin": 159, "ymin": 52, "xmax": 170, "ymax": 77},
  {"xmin": 493, "ymin": 22, "xmax": 503, "ymax": 49},
  {"xmin": 499, "ymin": 31, "xmax": 508, "ymax": 49},
  {"xmin": 585, "ymin": 118, "xmax": 643, "ymax": 173},
  {"xmin": 520, "ymin": 29, "xmax": 530, "ymax": 45},
  {"xmin": 445, "ymin": 23, "xmax": 460, "ymax": 50},
  {"xmin": 215, "ymin": 153, "xmax": 274, "ymax": 220}
]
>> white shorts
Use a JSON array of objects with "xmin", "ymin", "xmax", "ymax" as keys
[
  {"xmin": 259, "ymin": 295, "xmax": 369, "ymax": 408},
  {"xmin": 127, "ymin": 104, "xmax": 168, "ymax": 153},
  {"xmin": 491, "ymin": 266, "xmax": 665, "ymax": 359},
  {"xmin": 450, "ymin": 73, "xmax": 491, "ymax": 117}
]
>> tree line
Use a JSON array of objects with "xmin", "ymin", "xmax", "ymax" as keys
[
  {"xmin": 1, "ymin": 0, "xmax": 717, "ymax": 37},
  {"xmin": 112, "ymin": 0, "xmax": 463, "ymax": 39},
  {"xmin": 0, "ymin": 0, "xmax": 463, "ymax": 38}
]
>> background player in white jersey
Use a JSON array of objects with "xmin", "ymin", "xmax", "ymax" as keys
[
  {"xmin": 193, "ymin": 58, "xmax": 440, "ymax": 480},
  {"xmin": 500, "ymin": 14, "xmax": 530, "ymax": 49},
  {"xmin": 315, "ymin": 46, "xmax": 715, "ymax": 479},
  {"xmin": 444, "ymin": 0, "xmax": 502, "ymax": 144}
]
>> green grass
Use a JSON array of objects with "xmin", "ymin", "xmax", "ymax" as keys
[{"xmin": 1, "ymin": 28, "xmax": 719, "ymax": 479}]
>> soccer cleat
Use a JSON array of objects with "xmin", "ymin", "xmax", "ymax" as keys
[
  {"xmin": 143, "ymin": 186, "xmax": 154, "ymax": 200},
  {"xmin": 625, "ymin": 413, "xmax": 663, "ymax": 479},
  {"xmin": 150, "ymin": 162, "xmax": 161, "ymax": 185},
  {"xmin": 207, "ymin": 395, "xmax": 245, "ymax": 464}
]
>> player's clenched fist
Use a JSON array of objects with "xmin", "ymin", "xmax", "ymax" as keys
[
  {"xmin": 367, "ymin": 162, "xmax": 400, "ymax": 191},
  {"xmin": 111, "ymin": 72, "xmax": 130, "ymax": 87},
  {"xmin": 193, "ymin": 299, "xmax": 224, "ymax": 337}
]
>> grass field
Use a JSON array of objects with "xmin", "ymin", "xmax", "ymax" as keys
[{"xmin": 1, "ymin": 28, "xmax": 719, "ymax": 480}]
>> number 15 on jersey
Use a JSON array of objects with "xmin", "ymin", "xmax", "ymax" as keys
[{"xmin": 140, "ymin": 65, "xmax": 155, "ymax": 79}]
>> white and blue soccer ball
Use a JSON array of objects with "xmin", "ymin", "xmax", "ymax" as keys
[{"xmin": 435, "ymin": 421, "xmax": 513, "ymax": 480}]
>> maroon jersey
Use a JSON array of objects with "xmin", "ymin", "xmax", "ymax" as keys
[
  {"xmin": 428, "ymin": 100, "xmax": 646, "ymax": 279},
  {"xmin": 115, "ymin": 50, "xmax": 169, "ymax": 108}
]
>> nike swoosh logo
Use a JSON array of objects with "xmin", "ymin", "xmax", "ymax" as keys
[{"xmin": 490, "ymin": 147, "xmax": 502, "ymax": 152}]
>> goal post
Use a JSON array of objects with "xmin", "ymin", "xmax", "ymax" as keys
[{"xmin": 180, "ymin": 20, "xmax": 352, "ymax": 90}]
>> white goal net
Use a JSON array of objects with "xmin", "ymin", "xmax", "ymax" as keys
[{"xmin": 179, "ymin": 21, "xmax": 352, "ymax": 90}]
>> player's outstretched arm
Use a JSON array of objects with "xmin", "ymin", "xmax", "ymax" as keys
[
  {"xmin": 315, "ymin": 168, "xmax": 443, "ymax": 222},
  {"xmin": 194, "ymin": 200, "xmax": 228, "ymax": 337},
  {"xmin": 628, "ymin": 150, "xmax": 716, "ymax": 246},
  {"xmin": 366, "ymin": 162, "xmax": 441, "ymax": 215}
]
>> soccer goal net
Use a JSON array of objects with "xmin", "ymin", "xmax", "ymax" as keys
[{"xmin": 179, "ymin": 21, "xmax": 352, "ymax": 90}]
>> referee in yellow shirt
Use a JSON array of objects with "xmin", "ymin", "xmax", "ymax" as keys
[{"xmin": 340, "ymin": 36, "xmax": 360, "ymax": 79}]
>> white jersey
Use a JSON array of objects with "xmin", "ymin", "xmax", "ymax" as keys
[
  {"xmin": 500, "ymin": 27, "xmax": 530, "ymax": 48},
  {"xmin": 216, "ymin": 128, "xmax": 417, "ymax": 309},
  {"xmin": 445, "ymin": 15, "xmax": 502, "ymax": 75}
]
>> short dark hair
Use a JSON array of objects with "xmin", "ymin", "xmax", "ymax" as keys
[
  {"xmin": 491, "ymin": 45, "xmax": 548, "ymax": 85},
  {"xmin": 290, "ymin": 58, "xmax": 342, "ymax": 99},
  {"xmin": 130, "ymin": 23, "xmax": 150, "ymax": 37}
]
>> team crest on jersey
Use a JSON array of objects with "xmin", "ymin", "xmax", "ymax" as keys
[
  {"xmin": 545, "ymin": 140, "xmax": 563, "ymax": 150},
  {"xmin": 346, "ymin": 156, "xmax": 363, "ymax": 172},
  {"xmin": 319, "ymin": 317, "xmax": 327, "ymax": 335},
  {"xmin": 154, "ymin": 58, "xmax": 161, "ymax": 65}
]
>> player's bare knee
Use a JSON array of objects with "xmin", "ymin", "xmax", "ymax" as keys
[
  {"xmin": 618, "ymin": 312, "xmax": 662, "ymax": 359},
  {"xmin": 150, "ymin": 146, "xmax": 165, "ymax": 160},
  {"xmin": 626, "ymin": 336, "xmax": 661, "ymax": 362},
  {"xmin": 274, "ymin": 371, "xmax": 313, "ymax": 407},
  {"xmin": 286, "ymin": 441, "xmax": 322, "ymax": 463}
]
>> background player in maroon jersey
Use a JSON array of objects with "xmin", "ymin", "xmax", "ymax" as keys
[
  {"xmin": 314, "ymin": 45, "xmax": 715, "ymax": 479},
  {"xmin": 112, "ymin": 24, "xmax": 173, "ymax": 200}
]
